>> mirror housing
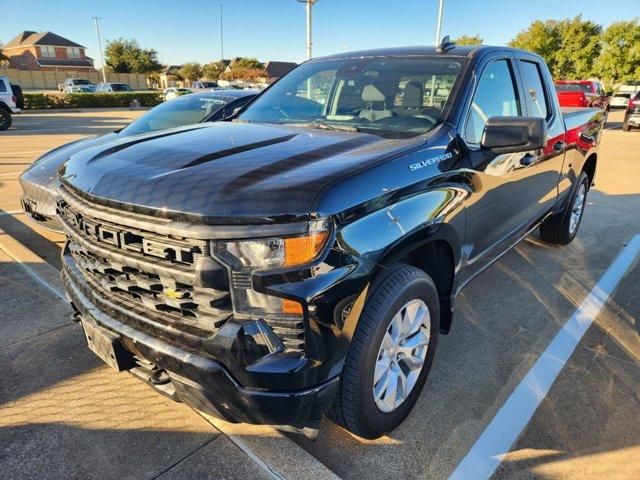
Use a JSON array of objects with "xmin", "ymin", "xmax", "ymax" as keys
[{"xmin": 481, "ymin": 116, "xmax": 546, "ymax": 154}]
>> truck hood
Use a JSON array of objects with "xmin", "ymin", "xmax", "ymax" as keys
[
  {"xmin": 25, "ymin": 133, "xmax": 119, "ymax": 181},
  {"xmin": 60, "ymin": 122, "xmax": 412, "ymax": 224}
]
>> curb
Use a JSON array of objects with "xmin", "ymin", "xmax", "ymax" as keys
[
  {"xmin": 200, "ymin": 413, "xmax": 341, "ymax": 480},
  {"xmin": 19, "ymin": 107, "xmax": 153, "ymax": 114}
]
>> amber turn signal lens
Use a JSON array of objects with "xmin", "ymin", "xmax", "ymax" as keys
[
  {"xmin": 284, "ymin": 230, "xmax": 329, "ymax": 267},
  {"xmin": 282, "ymin": 299, "xmax": 304, "ymax": 315}
]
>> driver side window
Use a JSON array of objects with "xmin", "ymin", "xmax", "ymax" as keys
[{"xmin": 465, "ymin": 59, "xmax": 521, "ymax": 145}]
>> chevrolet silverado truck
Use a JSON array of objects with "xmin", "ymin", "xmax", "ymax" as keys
[{"xmin": 57, "ymin": 44, "xmax": 604, "ymax": 439}]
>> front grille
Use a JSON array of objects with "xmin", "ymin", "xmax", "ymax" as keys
[
  {"xmin": 57, "ymin": 187, "xmax": 233, "ymax": 333},
  {"xmin": 57, "ymin": 185, "xmax": 306, "ymax": 351},
  {"xmin": 68, "ymin": 242, "xmax": 230, "ymax": 330}
]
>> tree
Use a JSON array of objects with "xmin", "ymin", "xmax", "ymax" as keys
[
  {"xmin": 179, "ymin": 62, "xmax": 203, "ymax": 83},
  {"xmin": 452, "ymin": 34, "xmax": 483, "ymax": 45},
  {"xmin": 595, "ymin": 20, "xmax": 640, "ymax": 84},
  {"xmin": 221, "ymin": 67, "xmax": 267, "ymax": 82},
  {"xmin": 509, "ymin": 16, "xmax": 603, "ymax": 80},
  {"xmin": 104, "ymin": 38, "xmax": 162, "ymax": 74},
  {"xmin": 554, "ymin": 16, "xmax": 602, "ymax": 79},
  {"xmin": 0, "ymin": 43, "xmax": 8, "ymax": 64},
  {"xmin": 202, "ymin": 61, "xmax": 226, "ymax": 80},
  {"xmin": 230, "ymin": 57, "xmax": 264, "ymax": 70},
  {"xmin": 509, "ymin": 20, "xmax": 562, "ymax": 75}
]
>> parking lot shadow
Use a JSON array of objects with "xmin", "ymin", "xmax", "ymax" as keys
[
  {"xmin": 0, "ymin": 208, "xmax": 64, "ymax": 270},
  {"xmin": 7, "ymin": 112, "xmax": 141, "ymax": 136}
]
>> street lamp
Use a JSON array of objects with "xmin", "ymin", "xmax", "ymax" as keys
[
  {"xmin": 91, "ymin": 17, "xmax": 107, "ymax": 83},
  {"xmin": 297, "ymin": 0, "xmax": 318, "ymax": 60}
]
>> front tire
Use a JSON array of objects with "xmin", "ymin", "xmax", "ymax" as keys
[
  {"xmin": 327, "ymin": 265, "xmax": 439, "ymax": 439},
  {"xmin": 540, "ymin": 171, "xmax": 589, "ymax": 245},
  {"xmin": 0, "ymin": 109, "xmax": 12, "ymax": 131}
]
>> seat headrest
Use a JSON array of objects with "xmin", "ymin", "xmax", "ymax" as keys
[
  {"xmin": 362, "ymin": 84, "xmax": 386, "ymax": 103},
  {"xmin": 402, "ymin": 81, "xmax": 423, "ymax": 108}
]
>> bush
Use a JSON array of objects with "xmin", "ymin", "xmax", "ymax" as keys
[{"xmin": 23, "ymin": 92, "xmax": 164, "ymax": 110}]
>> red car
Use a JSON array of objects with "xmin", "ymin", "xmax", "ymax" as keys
[{"xmin": 555, "ymin": 80, "xmax": 609, "ymax": 111}]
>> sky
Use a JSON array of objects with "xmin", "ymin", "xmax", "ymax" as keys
[{"xmin": 1, "ymin": 0, "xmax": 638, "ymax": 67}]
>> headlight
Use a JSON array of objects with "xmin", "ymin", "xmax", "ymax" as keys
[
  {"xmin": 216, "ymin": 219, "xmax": 331, "ymax": 319},
  {"xmin": 221, "ymin": 219, "xmax": 330, "ymax": 270}
]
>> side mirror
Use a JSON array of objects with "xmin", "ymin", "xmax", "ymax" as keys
[{"xmin": 481, "ymin": 116, "xmax": 546, "ymax": 154}]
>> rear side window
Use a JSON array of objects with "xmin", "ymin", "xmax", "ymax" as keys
[
  {"xmin": 0, "ymin": 81, "xmax": 6, "ymax": 93},
  {"xmin": 465, "ymin": 59, "xmax": 520, "ymax": 145},
  {"xmin": 519, "ymin": 60, "xmax": 549, "ymax": 119}
]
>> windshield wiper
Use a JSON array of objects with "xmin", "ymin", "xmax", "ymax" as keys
[{"xmin": 283, "ymin": 121, "xmax": 360, "ymax": 133}]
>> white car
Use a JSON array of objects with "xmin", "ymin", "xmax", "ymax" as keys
[
  {"xmin": 610, "ymin": 92, "xmax": 632, "ymax": 109},
  {"xmin": 163, "ymin": 87, "xmax": 192, "ymax": 101},
  {"xmin": 191, "ymin": 81, "xmax": 219, "ymax": 90},
  {"xmin": 63, "ymin": 85, "xmax": 95, "ymax": 94},
  {"xmin": 58, "ymin": 78, "xmax": 96, "ymax": 92},
  {"xmin": 95, "ymin": 82, "xmax": 133, "ymax": 93},
  {"xmin": 0, "ymin": 76, "xmax": 21, "ymax": 131}
]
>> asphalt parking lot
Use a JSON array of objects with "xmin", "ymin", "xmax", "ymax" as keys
[{"xmin": 1, "ymin": 109, "xmax": 638, "ymax": 480}]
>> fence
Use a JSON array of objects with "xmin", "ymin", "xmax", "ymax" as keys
[{"xmin": 0, "ymin": 68, "xmax": 149, "ymax": 91}]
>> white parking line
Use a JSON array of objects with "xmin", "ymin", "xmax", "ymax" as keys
[
  {"xmin": 0, "ymin": 171, "xmax": 23, "ymax": 177},
  {"xmin": 450, "ymin": 234, "xmax": 640, "ymax": 480}
]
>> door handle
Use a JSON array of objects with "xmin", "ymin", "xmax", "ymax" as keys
[
  {"xmin": 553, "ymin": 141, "xmax": 566, "ymax": 152},
  {"xmin": 520, "ymin": 153, "xmax": 536, "ymax": 166}
]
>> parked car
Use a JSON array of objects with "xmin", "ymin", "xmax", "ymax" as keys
[
  {"xmin": 57, "ymin": 45, "xmax": 604, "ymax": 440},
  {"xmin": 554, "ymin": 80, "xmax": 609, "ymax": 111},
  {"xmin": 95, "ymin": 82, "xmax": 133, "ymax": 92},
  {"xmin": 19, "ymin": 90, "xmax": 257, "ymax": 230},
  {"xmin": 192, "ymin": 81, "xmax": 219, "ymax": 89},
  {"xmin": 610, "ymin": 91, "xmax": 633, "ymax": 109},
  {"xmin": 58, "ymin": 78, "xmax": 96, "ymax": 92},
  {"xmin": 163, "ymin": 87, "xmax": 192, "ymax": 100},
  {"xmin": 622, "ymin": 91, "xmax": 640, "ymax": 131},
  {"xmin": 63, "ymin": 85, "xmax": 94, "ymax": 94},
  {"xmin": 0, "ymin": 76, "xmax": 21, "ymax": 131}
]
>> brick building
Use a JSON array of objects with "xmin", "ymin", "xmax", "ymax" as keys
[{"xmin": 3, "ymin": 31, "xmax": 95, "ymax": 72}]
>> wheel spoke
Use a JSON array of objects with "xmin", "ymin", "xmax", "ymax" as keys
[
  {"xmin": 373, "ymin": 358, "xmax": 390, "ymax": 384},
  {"xmin": 373, "ymin": 369, "xmax": 391, "ymax": 401},
  {"xmin": 389, "ymin": 313, "xmax": 403, "ymax": 343},
  {"xmin": 382, "ymin": 368, "xmax": 400, "ymax": 411}
]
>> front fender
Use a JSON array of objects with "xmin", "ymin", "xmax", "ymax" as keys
[{"xmin": 335, "ymin": 185, "xmax": 467, "ymax": 268}]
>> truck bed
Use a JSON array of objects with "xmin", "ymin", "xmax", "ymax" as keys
[{"xmin": 561, "ymin": 107, "xmax": 605, "ymax": 132}]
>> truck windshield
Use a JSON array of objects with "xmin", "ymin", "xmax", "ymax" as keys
[
  {"xmin": 239, "ymin": 56, "xmax": 465, "ymax": 139},
  {"xmin": 121, "ymin": 95, "xmax": 226, "ymax": 135}
]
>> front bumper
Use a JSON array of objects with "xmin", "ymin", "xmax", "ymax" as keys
[
  {"xmin": 62, "ymin": 247, "xmax": 339, "ymax": 427},
  {"xmin": 19, "ymin": 171, "xmax": 62, "ymax": 231},
  {"xmin": 625, "ymin": 113, "xmax": 640, "ymax": 126}
]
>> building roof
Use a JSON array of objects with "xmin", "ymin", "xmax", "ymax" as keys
[
  {"xmin": 4, "ymin": 31, "xmax": 86, "ymax": 49},
  {"xmin": 37, "ymin": 58, "xmax": 94, "ymax": 68},
  {"xmin": 264, "ymin": 61, "xmax": 297, "ymax": 78}
]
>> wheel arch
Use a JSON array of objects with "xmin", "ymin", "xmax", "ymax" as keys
[
  {"xmin": 376, "ymin": 225, "xmax": 459, "ymax": 334},
  {"xmin": 582, "ymin": 152, "xmax": 597, "ymax": 189}
]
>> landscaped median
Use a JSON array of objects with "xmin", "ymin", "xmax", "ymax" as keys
[{"xmin": 23, "ymin": 92, "xmax": 164, "ymax": 110}]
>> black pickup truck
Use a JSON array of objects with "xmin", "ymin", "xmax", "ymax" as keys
[{"xmin": 57, "ymin": 44, "xmax": 604, "ymax": 439}]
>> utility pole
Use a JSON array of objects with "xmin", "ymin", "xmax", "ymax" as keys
[
  {"xmin": 429, "ymin": 0, "xmax": 445, "ymax": 106},
  {"xmin": 297, "ymin": 0, "xmax": 318, "ymax": 60},
  {"xmin": 435, "ymin": 0, "xmax": 444, "ymax": 47},
  {"xmin": 220, "ymin": 3, "xmax": 224, "ymax": 62},
  {"xmin": 91, "ymin": 17, "xmax": 107, "ymax": 83}
]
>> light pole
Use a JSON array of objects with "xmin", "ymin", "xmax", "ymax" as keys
[
  {"xmin": 91, "ymin": 17, "xmax": 107, "ymax": 83},
  {"xmin": 429, "ymin": 0, "xmax": 445, "ymax": 106},
  {"xmin": 220, "ymin": 3, "xmax": 224, "ymax": 62},
  {"xmin": 297, "ymin": 0, "xmax": 318, "ymax": 60}
]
